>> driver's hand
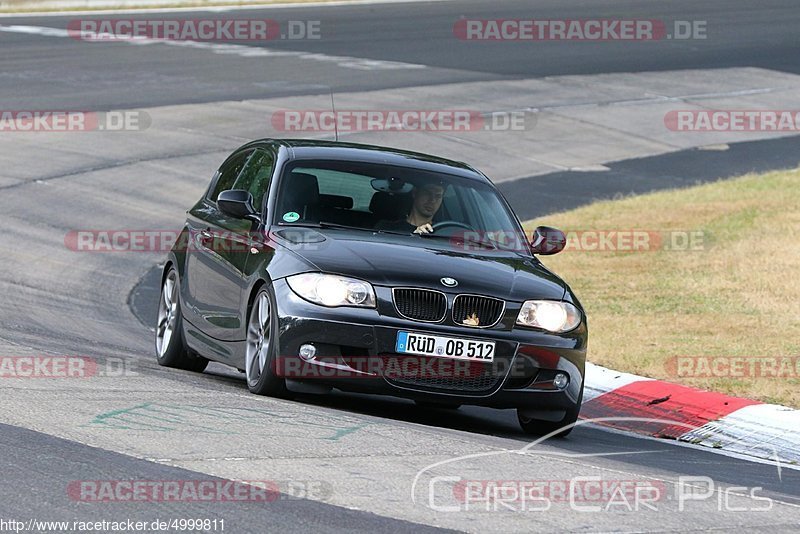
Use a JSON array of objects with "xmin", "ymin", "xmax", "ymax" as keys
[{"xmin": 413, "ymin": 223, "xmax": 434, "ymax": 234}]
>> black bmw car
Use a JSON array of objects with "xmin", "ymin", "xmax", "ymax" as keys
[{"xmin": 156, "ymin": 139, "xmax": 587, "ymax": 436}]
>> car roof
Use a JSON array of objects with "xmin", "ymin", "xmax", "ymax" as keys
[{"xmin": 243, "ymin": 138, "xmax": 489, "ymax": 183}]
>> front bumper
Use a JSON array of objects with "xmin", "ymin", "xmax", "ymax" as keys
[{"xmin": 272, "ymin": 279, "xmax": 586, "ymax": 412}]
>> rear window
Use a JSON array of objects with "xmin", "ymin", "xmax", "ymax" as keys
[{"xmin": 297, "ymin": 167, "xmax": 373, "ymax": 211}]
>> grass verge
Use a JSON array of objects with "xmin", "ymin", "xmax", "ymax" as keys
[{"xmin": 523, "ymin": 167, "xmax": 800, "ymax": 408}]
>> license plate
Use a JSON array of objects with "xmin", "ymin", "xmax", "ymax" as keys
[{"xmin": 395, "ymin": 331, "xmax": 495, "ymax": 362}]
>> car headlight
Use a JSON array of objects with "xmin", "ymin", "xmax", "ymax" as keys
[
  {"xmin": 516, "ymin": 300, "xmax": 581, "ymax": 333},
  {"xmin": 286, "ymin": 273, "xmax": 376, "ymax": 308}
]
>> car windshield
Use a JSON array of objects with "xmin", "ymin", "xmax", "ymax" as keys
[{"xmin": 273, "ymin": 159, "xmax": 527, "ymax": 251}]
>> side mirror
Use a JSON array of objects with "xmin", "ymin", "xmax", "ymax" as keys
[
  {"xmin": 217, "ymin": 189, "xmax": 260, "ymax": 221},
  {"xmin": 530, "ymin": 226, "xmax": 566, "ymax": 255}
]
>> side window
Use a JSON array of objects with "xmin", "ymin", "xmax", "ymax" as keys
[
  {"xmin": 207, "ymin": 150, "xmax": 252, "ymax": 203},
  {"xmin": 233, "ymin": 148, "xmax": 275, "ymax": 211}
]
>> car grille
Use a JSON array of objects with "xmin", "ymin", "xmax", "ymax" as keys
[
  {"xmin": 381, "ymin": 354, "xmax": 502, "ymax": 392},
  {"xmin": 452, "ymin": 295, "xmax": 505, "ymax": 328},
  {"xmin": 393, "ymin": 288, "xmax": 447, "ymax": 322}
]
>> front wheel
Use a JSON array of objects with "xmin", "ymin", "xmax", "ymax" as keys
[
  {"xmin": 245, "ymin": 286, "xmax": 288, "ymax": 397},
  {"xmin": 155, "ymin": 267, "xmax": 208, "ymax": 373},
  {"xmin": 517, "ymin": 388, "xmax": 583, "ymax": 438}
]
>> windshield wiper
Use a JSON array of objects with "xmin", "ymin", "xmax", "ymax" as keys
[
  {"xmin": 374, "ymin": 229, "xmax": 413, "ymax": 237},
  {"xmin": 281, "ymin": 221, "xmax": 378, "ymax": 233},
  {"xmin": 318, "ymin": 221, "xmax": 376, "ymax": 232},
  {"xmin": 418, "ymin": 231, "xmax": 497, "ymax": 250}
]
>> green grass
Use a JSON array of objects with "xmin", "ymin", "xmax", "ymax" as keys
[{"xmin": 524, "ymin": 167, "xmax": 800, "ymax": 408}]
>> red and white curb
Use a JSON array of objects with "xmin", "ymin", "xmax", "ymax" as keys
[{"xmin": 581, "ymin": 363, "xmax": 800, "ymax": 466}]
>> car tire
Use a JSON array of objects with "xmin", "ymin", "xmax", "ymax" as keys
[
  {"xmin": 517, "ymin": 388, "xmax": 583, "ymax": 438},
  {"xmin": 155, "ymin": 267, "xmax": 209, "ymax": 373},
  {"xmin": 245, "ymin": 285, "xmax": 288, "ymax": 397}
]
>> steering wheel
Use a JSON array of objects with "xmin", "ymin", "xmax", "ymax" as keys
[{"xmin": 432, "ymin": 220, "xmax": 476, "ymax": 233}]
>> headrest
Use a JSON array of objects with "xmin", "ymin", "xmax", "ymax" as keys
[
  {"xmin": 319, "ymin": 194, "xmax": 353, "ymax": 209},
  {"xmin": 288, "ymin": 172, "xmax": 320, "ymax": 199},
  {"xmin": 369, "ymin": 191, "xmax": 410, "ymax": 220},
  {"xmin": 281, "ymin": 171, "xmax": 320, "ymax": 211}
]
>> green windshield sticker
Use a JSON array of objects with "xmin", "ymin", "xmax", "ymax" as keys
[{"xmin": 283, "ymin": 211, "xmax": 300, "ymax": 223}]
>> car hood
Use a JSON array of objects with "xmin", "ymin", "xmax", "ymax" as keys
[{"xmin": 271, "ymin": 228, "xmax": 566, "ymax": 302}]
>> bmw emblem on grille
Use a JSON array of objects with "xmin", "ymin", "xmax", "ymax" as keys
[{"xmin": 440, "ymin": 277, "xmax": 458, "ymax": 287}]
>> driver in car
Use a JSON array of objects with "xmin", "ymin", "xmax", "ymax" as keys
[{"xmin": 375, "ymin": 183, "xmax": 444, "ymax": 234}]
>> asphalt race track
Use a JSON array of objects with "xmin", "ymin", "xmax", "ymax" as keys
[
  {"xmin": 1, "ymin": 1, "xmax": 799, "ymax": 532},
  {"xmin": 2, "ymin": 0, "xmax": 800, "ymax": 110}
]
